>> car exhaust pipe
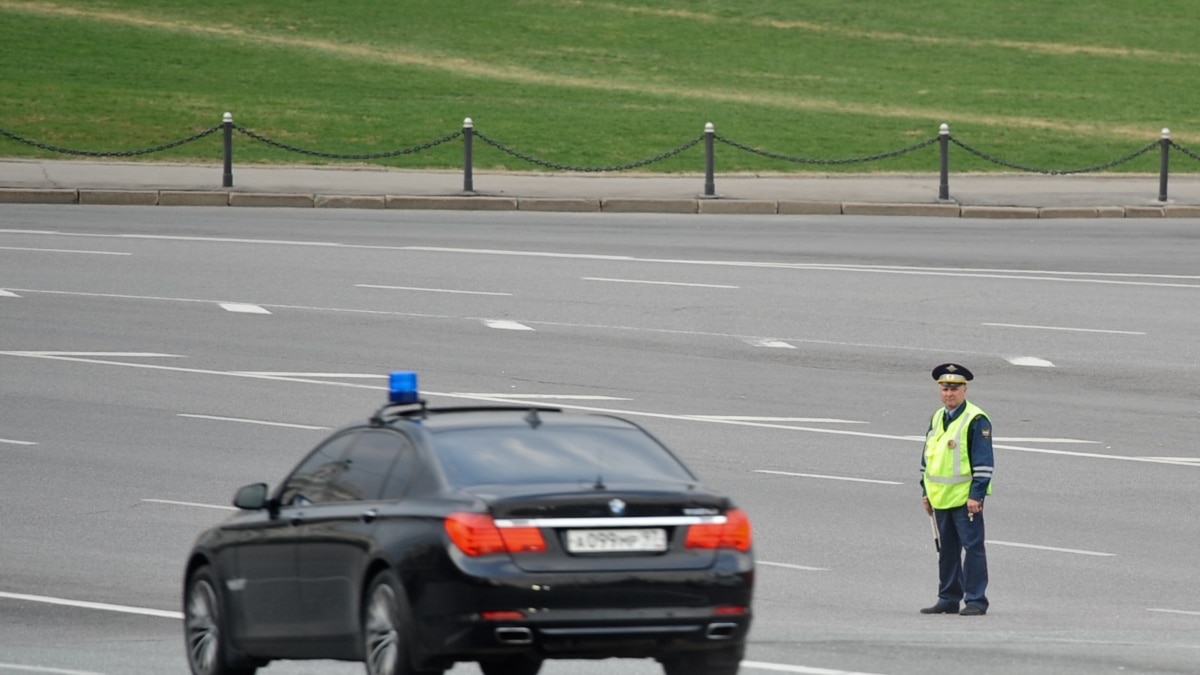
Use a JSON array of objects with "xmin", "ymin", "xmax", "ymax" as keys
[
  {"xmin": 705, "ymin": 622, "xmax": 738, "ymax": 640},
  {"xmin": 495, "ymin": 627, "xmax": 533, "ymax": 645}
]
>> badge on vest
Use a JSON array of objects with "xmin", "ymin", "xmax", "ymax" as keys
[{"xmin": 947, "ymin": 439, "xmax": 958, "ymax": 449}]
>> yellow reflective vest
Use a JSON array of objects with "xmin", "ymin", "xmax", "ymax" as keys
[{"xmin": 922, "ymin": 401, "xmax": 991, "ymax": 509}]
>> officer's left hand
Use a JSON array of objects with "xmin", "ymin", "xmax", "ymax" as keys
[{"xmin": 967, "ymin": 498, "xmax": 983, "ymax": 516}]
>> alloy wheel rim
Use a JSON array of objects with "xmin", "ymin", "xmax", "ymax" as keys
[
  {"xmin": 365, "ymin": 583, "xmax": 400, "ymax": 675},
  {"xmin": 185, "ymin": 579, "xmax": 219, "ymax": 674}
]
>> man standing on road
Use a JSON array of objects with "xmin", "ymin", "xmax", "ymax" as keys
[{"xmin": 920, "ymin": 363, "xmax": 993, "ymax": 616}]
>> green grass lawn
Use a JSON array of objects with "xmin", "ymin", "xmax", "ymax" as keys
[{"xmin": 1, "ymin": 0, "xmax": 1198, "ymax": 173}]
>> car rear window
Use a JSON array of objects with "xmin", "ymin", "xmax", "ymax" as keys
[{"xmin": 431, "ymin": 425, "xmax": 696, "ymax": 488}]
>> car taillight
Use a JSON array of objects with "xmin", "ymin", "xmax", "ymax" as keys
[
  {"xmin": 684, "ymin": 508, "xmax": 752, "ymax": 552},
  {"xmin": 445, "ymin": 513, "xmax": 547, "ymax": 556}
]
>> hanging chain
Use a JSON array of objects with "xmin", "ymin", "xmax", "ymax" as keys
[
  {"xmin": 474, "ymin": 131, "xmax": 703, "ymax": 172},
  {"xmin": 715, "ymin": 134, "xmax": 939, "ymax": 165},
  {"xmin": 0, "ymin": 124, "xmax": 221, "ymax": 157},
  {"xmin": 949, "ymin": 137, "xmax": 1158, "ymax": 175},
  {"xmin": 233, "ymin": 126, "xmax": 462, "ymax": 160}
]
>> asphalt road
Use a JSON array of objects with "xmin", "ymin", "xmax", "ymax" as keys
[{"xmin": 2, "ymin": 206, "xmax": 1199, "ymax": 675}]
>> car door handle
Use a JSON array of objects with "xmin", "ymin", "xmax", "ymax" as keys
[{"xmin": 361, "ymin": 509, "xmax": 378, "ymax": 524}]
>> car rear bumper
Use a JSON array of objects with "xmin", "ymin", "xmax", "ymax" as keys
[{"xmin": 427, "ymin": 605, "xmax": 751, "ymax": 663}]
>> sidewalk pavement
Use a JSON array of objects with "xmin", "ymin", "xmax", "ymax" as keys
[{"xmin": 2, "ymin": 158, "xmax": 1199, "ymax": 219}]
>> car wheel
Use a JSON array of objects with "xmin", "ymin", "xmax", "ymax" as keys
[
  {"xmin": 184, "ymin": 566, "xmax": 257, "ymax": 675},
  {"xmin": 479, "ymin": 656, "xmax": 543, "ymax": 675},
  {"xmin": 660, "ymin": 645, "xmax": 744, "ymax": 675},
  {"xmin": 363, "ymin": 571, "xmax": 439, "ymax": 675}
]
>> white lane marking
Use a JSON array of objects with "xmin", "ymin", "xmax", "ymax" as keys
[
  {"xmin": 220, "ymin": 302, "xmax": 271, "ymax": 314},
  {"xmin": 0, "ymin": 246, "xmax": 129, "ymax": 256},
  {"xmin": 356, "ymin": 284, "xmax": 512, "ymax": 296},
  {"xmin": 5, "ymin": 232, "xmax": 1200, "ymax": 287},
  {"xmin": 1147, "ymin": 608, "xmax": 1200, "ymax": 616},
  {"xmin": 0, "ymin": 289, "xmax": 1106, "ymax": 363},
  {"xmin": 0, "ymin": 661, "xmax": 105, "ymax": 675},
  {"xmin": 985, "ymin": 322, "xmax": 1146, "ymax": 335},
  {"xmin": 230, "ymin": 372, "xmax": 385, "ymax": 378},
  {"xmin": 1145, "ymin": 457, "xmax": 1200, "ymax": 466},
  {"xmin": 142, "ymin": 498, "xmax": 236, "ymax": 511},
  {"xmin": 1, "ymin": 351, "xmax": 182, "ymax": 358},
  {"xmin": 0, "ymin": 592, "xmax": 182, "ymax": 620},
  {"xmin": 453, "ymin": 393, "xmax": 633, "ymax": 401},
  {"xmin": 0, "ymin": 289, "xmax": 19, "ymax": 297},
  {"xmin": 755, "ymin": 470, "xmax": 903, "ymax": 485},
  {"xmin": 484, "ymin": 319, "xmax": 534, "ymax": 331},
  {"xmin": 1003, "ymin": 438, "xmax": 1099, "ymax": 444},
  {"xmin": 989, "ymin": 540, "xmax": 1116, "ymax": 557},
  {"xmin": 757, "ymin": 561, "xmax": 830, "ymax": 572},
  {"xmin": 695, "ymin": 416, "xmax": 867, "ymax": 424},
  {"xmin": 177, "ymin": 414, "xmax": 330, "ymax": 430},
  {"xmin": 742, "ymin": 661, "xmax": 887, "ymax": 675},
  {"xmin": 746, "ymin": 338, "xmax": 796, "ymax": 349},
  {"xmin": 1, "ymin": 351, "xmax": 1195, "ymax": 469},
  {"xmin": 1007, "ymin": 356, "xmax": 1055, "ymax": 367},
  {"xmin": 582, "ymin": 277, "xmax": 739, "ymax": 289},
  {"xmin": 0, "ymin": 438, "xmax": 37, "ymax": 446}
]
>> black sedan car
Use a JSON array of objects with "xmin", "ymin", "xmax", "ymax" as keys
[{"xmin": 183, "ymin": 372, "xmax": 753, "ymax": 675}]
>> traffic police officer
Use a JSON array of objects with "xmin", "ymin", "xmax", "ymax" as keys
[{"xmin": 920, "ymin": 363, "xmax": 993, "ymax": 616}]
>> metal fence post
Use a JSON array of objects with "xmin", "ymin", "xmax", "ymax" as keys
[
  {"xmin": 222, "ymin": 112, "xmax": 233, "ymax": 188},
  {"xmin": 938, "ymin": 123, "xmax": 950, "ymax": 201},
  {"xmin": 463, "ymin": 118, "xmax": 474, "ymax": 193},
  {"xmin": 704, "ymin": 122, "xmax": 715, "ymax": 197},
  {"xmin": 1158, "ymin": 128, "xmax": 1171, "ymax": 203}
]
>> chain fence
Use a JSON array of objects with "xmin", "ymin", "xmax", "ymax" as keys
[
  {"xmin": 948, "ymin": 137, "xmax": 1159, "ymax": 175},
  {"xmin": 0, "ymin": 124, "xmax": 221, "ymax": 158},
  {"xmin": 715, "ymin": 134, "xmax": 940, "ymax": 166},
  {"xmin": 475, "ymin": 131, "xmax": 703, "ymax": 172},
  {"xmin": 2, "ymin": 117, "xmax": 1199, "ymax": 201},
  {"xmin": 234, "ymin": 125, "xmax": 462, "ymax": 160}
]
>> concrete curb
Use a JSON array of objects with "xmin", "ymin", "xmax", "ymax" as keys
[{"xmin": 0, "ymin": 187, "xmax": 1193, "ymax": 219}]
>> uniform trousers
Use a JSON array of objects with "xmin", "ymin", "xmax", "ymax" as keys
[{"xmin": 934, "ymin": 504, "xmax": 988, "ymax": 610}]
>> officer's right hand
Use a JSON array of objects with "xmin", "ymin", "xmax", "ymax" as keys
[{"xmin": 922, "ymin": 495, "xmax": 932, "ymax": 516}]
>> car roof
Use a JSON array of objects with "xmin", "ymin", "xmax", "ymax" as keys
[{"xmin": 384, "ymin": 408, "xmax": 640, "ymax": 433}]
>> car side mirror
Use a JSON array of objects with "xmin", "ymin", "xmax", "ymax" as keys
[{"xmin": 233, "ymin": 483, "xmax": 269, "ymax": 510}]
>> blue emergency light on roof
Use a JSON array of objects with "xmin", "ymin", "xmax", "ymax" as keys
[{"xmin": 388, "ymin": 371, "xmax": 419, "ymax": 404}]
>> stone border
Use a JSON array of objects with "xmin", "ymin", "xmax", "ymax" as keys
[{"xmin": 0, "ymin": 188, "xmax": 1194, "ymax": 219}]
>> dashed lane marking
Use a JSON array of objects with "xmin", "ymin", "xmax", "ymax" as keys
[
  {"xmin": 0, "ymin": 246, "xmax": 130, "ymax": 256},
  {"xmin": 0, "ymin": 661, "xmax": 105, "ymax": 675},
  {"xmin": 219, "ymin": 302, "xmax": 271, "ymax": 314},
  {"xmin": 757, "ymin": 561, "xmax": 830, "ymax": 572},
  {"xmin": 0, "ymin": 592, "xmax": 181, "ymax": 620},
  {"xmin": 1007, "ymin": 356, "xmax": 1055, "ymax": 367},
  {"xmin": 582, "ymin": 277, "xmax": 739, "ymax": 289},
  {"xmin": 177, "ymin": 414, "xmax": 330, "ymax": 430},
  {"xmin": 985, "ymin": 322, "xmax": 1146, "ymax": 335},
  {"xmin": 484, "ymin": 319, "xmax": 534, "ymax": 331},
  {"xmin": 989, "ymin": 540, "xmax": 1116, "ymax": 557},
  {"xmin": 755, "ymin": 470, "xmax": 903, "ymax": 485},
  {"xmin": 142, "ymin": 499, "xmax": 236, "ymax": 511},
  {"xmin": 356, "ymin": 284, "xmax": 512, "ymax": 296}
]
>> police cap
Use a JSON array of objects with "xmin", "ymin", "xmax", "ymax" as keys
[{"xmin": 932, "ymin": 363, "xmax": 973, "ymax": 387}]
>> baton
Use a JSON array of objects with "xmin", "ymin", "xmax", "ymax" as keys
[{"xmin": 928, "ymin": 512, "xmax": 940, "ymax": 553}]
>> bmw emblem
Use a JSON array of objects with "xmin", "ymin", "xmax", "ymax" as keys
[{"xmin": 608, "ymin": 499, "xmax": 626, "ymax": 516}]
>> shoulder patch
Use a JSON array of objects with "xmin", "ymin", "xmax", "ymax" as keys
[{"xmin": 981, "ymin": 427, "xmax": 991, "ymax": 439}]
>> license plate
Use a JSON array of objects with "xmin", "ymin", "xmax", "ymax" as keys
[{"xmin": 566, "ymin": 528, "xmax": 667, "ymax": 553}]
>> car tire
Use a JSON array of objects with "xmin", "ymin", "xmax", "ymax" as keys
[
  {"xmin": 183, "ymin": 566, "xmax": 257, "ymax": 675},
  {"xmin": 363, "ymin": 571, "xmax": 442, "ymax": 675},
  {"xmin": 479, "ymin": 656, "xmax": 543, "ymax": 675},
  {"xmin": 660, "ymin": 645, "xmax": 744, "ymax": 675}
]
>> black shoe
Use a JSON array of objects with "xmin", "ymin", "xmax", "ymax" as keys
[
  {"xmin": 959, "ymin": 604, "xmax": 986, "ymax": 616},
  {"xmin": 920, "ymin": 603, "xmax": 959, "ymax": 614}
]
